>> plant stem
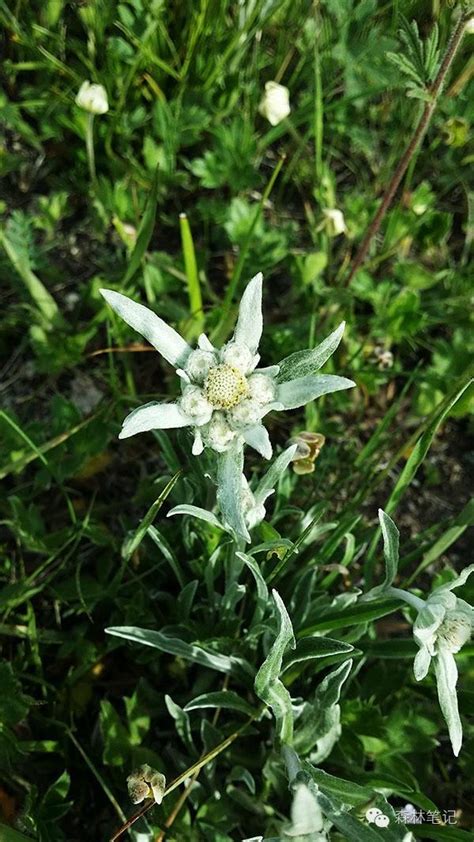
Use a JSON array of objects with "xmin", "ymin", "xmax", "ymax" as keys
[
  {"xmin": 85, "ymin": 112, "xmax": 96, "ymax": 183},
  {"xmin": 386, "ymin": 586, "xmax": 425, "ymax": 613},
  {"xmin": 346, "ymin": 12, "xmax": 470, "ymax": 285}
]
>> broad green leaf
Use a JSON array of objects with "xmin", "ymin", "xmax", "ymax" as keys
[
  {"xmin": 254, "ymin": 590, "xmax": 296, "ymax": 744},
  {"xmin": 276, "ymin": 322, "xmax": 346, "ymax": 382},
  {"xmin": 184, "ymin": 691, "xmax": 255, "ymax": 717},
  {"xmin": 0, "ymin": 823, "xmax": 37, "ymax": 841},
  {"xmin": 294, "ymin": 660, "xmax": 352, "ymax": 760}
]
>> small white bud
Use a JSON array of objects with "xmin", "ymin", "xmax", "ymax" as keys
[
  {"xmin": 228, "ymin": 398, "xmax": 262, "ymax": 427},
  {"xmin": 258, "ymin": 81, "xmax": 291, "ymax": 126},
  {"xmin": 323, "ymin": 208, "xmax": 347, "ymax": 237},
  {"xmin": 185, "ymin": 349, "xmax": 217, "ymax": 382},
  {"xmin": 180, "ymin": 386, "xmax": 213, "ymax": 425},
  {"xmin": 466, "ymin": 18, "xmax": 474, "ymax": 34},
  {"xmin": 247, "ymin": 373, "xmax": 276, "ymax": 405},
  {"xmin": 221, "ymin": 342, "xmax": 255, "ymax": 374},
  {"xmin": 203, "ymin": 414, "xmax": 236, "ymax": 452},
  {"xmin": 75, "ymin": 81, "xmax": 109, "ymax": 115}
]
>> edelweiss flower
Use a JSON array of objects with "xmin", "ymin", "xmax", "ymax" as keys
[
  {"xmin": 100, "ymin": 273, "xmax": 354, "ymax": 462},
  {"xmin": 411, "ymin": 565, "xmax": 473, "ymax": 756},
  {"xmin": 101, "ymin": 273, "xmax": 354, "ymax": 539}
]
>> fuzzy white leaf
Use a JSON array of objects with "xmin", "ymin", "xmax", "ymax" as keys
[
  {"xmin": 254, "ymin": 590, "xmax": 296, "ymax": 744},
  {"xmin": 276, "ymin": 374, "xmax": 355, "ymax": 410},
  {"xmin": 435, "ymin": 650, "xmax": 462, "ymax": 756},
  {"xmin": 119, "ymin": 402, "xmax": 191, "ymax": 438},
  {"xmin": 101, "ymin": 288, "xmax": 191, "ymax": 368},
  {"xmin": 233, "ymin": 273, "xmax": 263, "ymax": 353},
  {"xmin": 216, "ymin": 445, "xmax": 250, "ymax": 542},
  {"xmin": 242, "ymin": 423, "xmax": 272, "ymax": 459},
  {"xmin": 277, "ymin": 322, "xmax": 346, "ymax": 383}
]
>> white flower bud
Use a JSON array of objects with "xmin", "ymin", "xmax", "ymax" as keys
[
  {"xmin": 466, "ymin": 18, "xmax": 474, "ymax": 34},
  {"xmin": 221, "ymin": 342, "xmax": 255, "ymax": 374},
  {"xmin": 258, "ymin": 81, "xmax": 291, "ymax": 126},
  {"xmin": 75, "ymin": 81, "xmax": 109, "ymax": 115},
  {"xmin": 323, "ymin": 208, "xmax": 347, "ymax": 237},
  {"xmin": 240, "ymin": 477, "xmax": 266, "ymax": 529},
  {"xmin": 203, "ymin": 414, "xmax": 236, "ymax": 452},
  {"xmin": 185, "ymin": 349, "xmax": 217, "ymax": 382},
  {"xmin": 228, "ymin": 398, "xmax": 262, "ymax": 427},
  {"xmin": 247, "ymin": 373, "xmax": 276, "ymax": 405},
  {"xmin": 180, "ymin": 386, "xmax": 213, "ymax": 425}
]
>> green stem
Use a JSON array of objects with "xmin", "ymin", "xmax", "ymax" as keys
[
  {"xmin": 85, "ymin": 112, "xmax": 96, "ymax": 183},
  {"xmin": 386, "ymin": 586, "xmax": 425, "ymax": 613}
]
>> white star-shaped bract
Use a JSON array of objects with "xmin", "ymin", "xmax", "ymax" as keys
[{"xmin": 412, "ymin": 564, "xmax": 473, "ymax": 756}]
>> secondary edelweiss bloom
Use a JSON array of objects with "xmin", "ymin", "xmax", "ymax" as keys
[
  {"xmin": 323, "ymin": 208, "xmax": 347, "ymax": 237},
  {"xmin": 100, "ymin": 274, "xmax": 354, "ymax": 462},
  {"xmin": 411, "ymin": 565, "xmax": 473, "ymax": 756},
  {"xmin": 75, "ymin": 81, "xmax": 109, "ymax": 115},
  {"xmin": 259, "ymin": 81, "xmax": 291, "ymax": 126}
]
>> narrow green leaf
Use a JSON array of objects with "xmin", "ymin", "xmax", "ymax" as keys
[
  {"xmin": 299, "ymin": 599, "xmax": 400, "ymax": 636},
  {"xmin": 0, "ymin": 230, "xmax": 62, "ymax": 324},
  {"xmin": 122, "ymin": 165, "xmax": 160, "ymax": 284},
  {"xmin": 216, "ymin": 446, "xmax": 249, "ymax": 542},
  {"xmin": 184, "ymin": 691, "xmax": 255, "ymax": 717},
  {"xmin": 379, "ymin": 509, "xmax": 399, "ymax": 589},
  {"xmin": 282, "ymin": 636, "xmax": 354, "ymax": 672},
  {"xmin": 254, "ymin": 590, "xmax": 296, "ymax": 744},
  {"xmin": 179, "ymin": 212, "xmax": 204, "ymax": 337},
  {"xmin": 106, "ymin": 626, "xmax": 254, "ymax": 681},
  {"xmin": 121, "ymin": 471, "xmax": 181, "ymax": 562}
]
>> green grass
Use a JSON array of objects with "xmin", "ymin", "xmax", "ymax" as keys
[{"xmin": 0, "ymin": 0, "xmax": 473, "ymax": 840}]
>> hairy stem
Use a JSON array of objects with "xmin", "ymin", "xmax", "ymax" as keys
[
  {"xmin": 387, "ymin": 586, "xmax": 425, "ymax": 613},
  {"xmin": 85, "ymin": 112, "xmax": 96, "ymax": 184},
  {"xmin": 346, "ymin": 12, "xmax": 470, "ymax": 285}
]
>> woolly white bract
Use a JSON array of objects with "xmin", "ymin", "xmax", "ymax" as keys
[
  {"xmin": 411, "ymin": 565, "xmax": 473, "ymax": 756},
  {"xmin": 100, "ymin": 273, "xmax": 354, "ymax": 460}
]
